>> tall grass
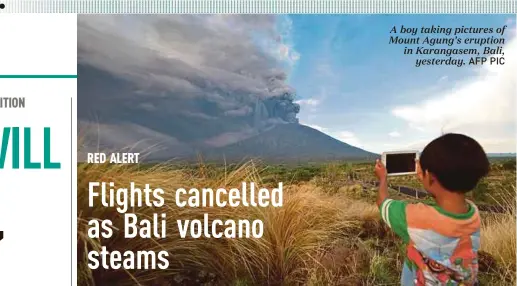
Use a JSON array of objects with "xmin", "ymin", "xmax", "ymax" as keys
[
  {"xmin": 479, "ymin": 184, "xmax": 516, "ymax": 284},
  {"xmin": 78, "ymin": 162, "xmax": 378, "ymax": 285},
  {"xmin": 78, "ymin": 161, "xmax": 516, "ymax": 286}
]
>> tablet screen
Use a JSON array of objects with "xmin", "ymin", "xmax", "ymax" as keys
[{"xmin": 386, "ymin": 153, "xmax": 416, "ymax": 174}]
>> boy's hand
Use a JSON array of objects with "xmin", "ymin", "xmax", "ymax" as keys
[{"xmin": 375, "ymin": 159, "xmax": 387, "ymax": 181}]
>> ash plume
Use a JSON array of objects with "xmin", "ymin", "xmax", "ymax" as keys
[{"xmin": 77, "ymin": 15, "xmax": 301, "ymax": 154}]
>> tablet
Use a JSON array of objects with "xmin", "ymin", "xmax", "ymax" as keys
[{"xmin": 381, "ymin": 150, "xmax": 419, "ymax": 176}]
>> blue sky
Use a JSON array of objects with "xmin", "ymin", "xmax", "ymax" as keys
[{"xmin": 284, "ymin": 14, "xmax": 516, "ymax": 153}]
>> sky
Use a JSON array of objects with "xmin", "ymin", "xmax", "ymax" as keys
[
  {"xmin": 77, "ymin": 15, "xmax": 516, "ymax": 156},
  {"xmin": 287, "ymin": 14, "xmax": 516, "ymax": 153}
]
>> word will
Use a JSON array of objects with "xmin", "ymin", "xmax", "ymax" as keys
[{"xmin": 0, "ymin": 127, "xmax": 61, "ymax": 169}]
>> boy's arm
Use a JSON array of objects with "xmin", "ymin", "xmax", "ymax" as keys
[
  {"xmin": 375, "ymin": 159, "xmax": 389, "ymax": 207},
  {"xmin": 376, "ymin": 177, "xmax": 389, "ymax": 207},
  {"xmin": 379, "ymin": 198, "xmax": 410, "ymax": 243},
  {"xmin": 374, "ymin": 159, "xmax": 410, "ymax": 243}
]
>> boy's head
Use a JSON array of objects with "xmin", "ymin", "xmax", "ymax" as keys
[{"xmin": 417, "ymin": 133, "xmax": 489, "ymax": 195}]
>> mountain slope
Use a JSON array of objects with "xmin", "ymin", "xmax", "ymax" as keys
[{"xmin": 201, "ymin": 124, "xmax": 378, "ymax": 163}]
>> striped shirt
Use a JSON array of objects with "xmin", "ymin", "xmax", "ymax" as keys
[{"xmin": 380, "ymin": 198, "xmax": 481, "ymax": 285}]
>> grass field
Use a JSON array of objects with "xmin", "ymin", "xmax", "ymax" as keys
[{"xmin": 78, "ymin": 159, "xmax": 516, "ymax": 285}]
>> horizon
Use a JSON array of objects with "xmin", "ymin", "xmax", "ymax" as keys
[{"xmin": 300, "ymin": 123, "xmax": 517, "ymax": 155}]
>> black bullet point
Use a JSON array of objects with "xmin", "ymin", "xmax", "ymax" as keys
[{"xmin": 0, "ymin": 4, "xmax": 5, "ymax": 9}]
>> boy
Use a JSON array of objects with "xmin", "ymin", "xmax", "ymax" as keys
[{"xmin": 375, "ymin": 133, "xmax": 489, "ymax": 285}]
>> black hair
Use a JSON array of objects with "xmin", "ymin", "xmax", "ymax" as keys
[{"xmin": 419, "ymin": 133, "xmax": 489, "ymax": 192}]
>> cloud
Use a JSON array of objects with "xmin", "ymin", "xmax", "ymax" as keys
[
  {"xmin": 295, "ymin": 98, "xmax": 321, "ymax": 107},
  {"xmin": 381, "ymin": 139, "xmax": 430, "ymax": 152},
  {"xmin": 391, "ymin": 36, "xmax": 516, "ymax": 152},
  {"xmin": 295, "ymin": 86, "xmax": 329, "ymax": 114},
  {"xmin": 78, "ymin": 15, "xmax": 302, "ymax": 149},
  {"xmin": 387, "ymin": 137, "xmax": 515, "ymax": 154},
  {"xmin": 408, "ymin": 123, "xmax": 426, "ymax": 132},
  {"xmin": 79, "ymin": 15, "xmax": 299, "ymax": 101},
  {"xmin": 388, "ymin": 131, "xmax": 401, "ymax": 137},
  {"xmin": 331, "ymin": 131, "xmax": 362, "ymax": 148}
]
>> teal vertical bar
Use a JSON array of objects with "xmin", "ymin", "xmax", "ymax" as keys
[
  {"xmin": 0, "ymin": 128, "xmax": 11, "ymax": 169},
  {"xmin": 24, "ymin": 127, "xmax": 41, "ymax": 169},
  {"xmin": 44, "ymin": 127, "xmax": 61, "ymax": 169},
  {"xmin": 12, "ymin": 127, "xmax": 19, "ymax": 169}
]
